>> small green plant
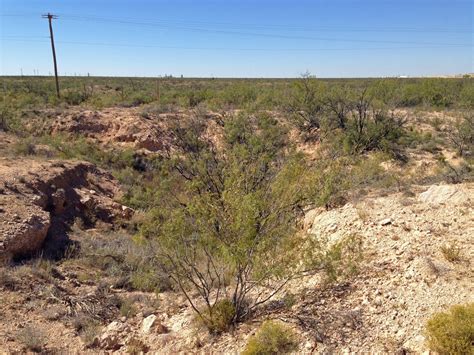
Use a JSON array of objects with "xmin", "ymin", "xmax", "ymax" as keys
[
  {"xmin": 120, "ymin": 297, "xmax": 137, "ymax": 318},
  {"xmin": 130, "ymin": 269, "xmax": 162, "ymax": 293},
  {"xmin": 13, "ymin": 138, "xmax": 36, "ymax": 156},
  {"xmin": 281, "ymin": 292, "xmax": 297, "ymax": 309},
  {"xmin": 81, "ymin": 322, "xmax": 101, "ymax": 348},
  {"xmin": 17, "ymin": 325, "xmax": 46, "ymax": 353},
  {"xmin": 441, "ymin": 243, "xmax": 462, "ymax": 263},
  {"xmin": 425, "ymin": 303, "xmax": 474, "ymax": 355},
  {"xmin": 71, "ymin": 313, "xmax": 100, "ymax": 347},
  {"xmin": 242, "ymin": 321, "xmax": 298, "ymax": 355},
  {"xmin": 305, "ymin": 234, "xmax": 364, "ymax": 283},
  {"xmin": 197, "ymin": 299, "xmax": 236, "ymax": 334}
]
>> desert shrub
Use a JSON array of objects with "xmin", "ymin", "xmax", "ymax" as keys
[
  {"xmin": 448, "ymin": 114, "xmax": 474, "ymax": 157},
  {"xmin": 119, "ymin": 297, "xmax": 137, "ymax": 318},
  {"xmin": 124, "ymin": 93, "xmax": 154, "ymax": 107},
  {"xmin": 308, "ymin": 149, "xmax": 392, "ymax": 208},
  {"xmin": 197, "ymin": 299, "xmax": 236, "ymax": 334},
  {"xmin": 37, "ymin": 134, "xmax": 136, "ymax": 170},
  {"xmin": 0, "ymin": 97, "xmax": 23, "ymax": 133},
  {"xmin": 16, "ymin": 325, "xmax": 46, "ymax": 353},
  {"xmin": 242, "ymin": 321, "xmax": 298, "ymax": 355},
  {"xmin": 63, "ymin": 90, "xmax": 89, "ymax": 106},
  {"xmin": 460, "ymin": 84, "xmax": 474, "ymax": 109},
  {"xmin": 0, "ymin": 101, "xmax": 14, "ymax": 132},
  {"xmin": 281, "ymin": 292, "xmax": 297, "ymax": 309},
  {"xmin": 440, "ymin": 243, "xmax": 462, "ymax": 263},
  {"xmin": 129, "ymin": 269, "xmax": 163, "ymax": 292},
  {"xmin": 425, "ymin": 303, "xmax": 474, "ymax": 354},
  {"xmin": 324, "ymin": 85, "xmax": 354, "ymax": 129},
  {"xmin": 71, "ymin": 313, "xmax": 96, "ymax": 332},
  {"xmin": 421, "ymin": 79, "xmax": 456, "ymax": 108},
  {"xmin": 13, "ymin": 137, "xmax": 36, "ymax": 156},
  {"xmin": 43, "ymin": 306, "xmax": 65, "ymax": 321},
  {"xmin": 305, "ymin": 234, "xmax": 364, "ymax": 282},
  {"xmin": 141, "ymin": 113, "xmax": 310, "ymax": 328},
  {"xmin": 69, "ymin": 229, "xmax": 172, "ymax": 293},
  {"xmin": 344, "ymin": 104, "xmax": 406, "ymax": 157},
  {"xmin": 76, "ymin": 318, "xmax": 101, "ymax": 348},
  {"xmin": 436, "ymin": 155, "xmax": 472, "ymax": 184},
  {"xmin": 398, "ymin": 83, "xmax": 424, "ymax": 107},
  {"xmin": 287, "ymin": 73, "xmax": 326, "ymax": 132},
  {"xmin": 187, "ymin": 89, "xmax": 209, "ymax": 107},
  {"xmin": 220, "ymin": 83, "xmax": 258, "ymax": 107}
]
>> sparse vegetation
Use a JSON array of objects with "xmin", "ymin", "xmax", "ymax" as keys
[
  {"xmin": 441, "ymin": 242, "xmax": 462, "ymax": 263},
  {"xmin": 16, "ymin": 325, "xmax": 46, "ymax": 353},
  {"xmin": 242, "ymin": 321, "xmax": 298, "ymax": 355},
  {"xmin": 448, "ymin": 114, "xmax": 474, "ymax": 157},
  {"xmin": 127, "ymin": 337, "xmax": 150, "ymax": 354},
  {"xmin": 196, "ymin": 299, "xmax": 236, "ymax": 334},
  {"xmin": 425, "ymin": 303, "xmax": 474, "ymax": 355},
  {"xmin": 119, "ymin": 297, "xmax": 138, "ymax": 318}
]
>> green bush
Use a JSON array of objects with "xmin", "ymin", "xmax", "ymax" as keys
[
  {"xmin": 287, "ymin": 74, "xmax": 326, "ymax": 131},
  {"xmin": 119, "ymin": 297, "xmax": 137, "ymax": 318},
  {"xmin": 242, "ymin": 321, "xmax": 298, "ymax": 355},
  {"xmin": 130, "ymin": 269, "xmax": 163, "ymax": 292},
  {"xmin": 0, "ymin": 99, "xmax": 20, "ymax": 132},
  {"xmin": 448, "ymin": 115, "xmax": 474, "ymax": 157},
  {"xmin": 198, "ymin": 299, "xmax": 236, "ymax": 334},
  {"xmin": 143, "ymin": 113, "xmax": 307, "ymax": 327},
  {"xmin": 13, "ymin": 137, "xmax": 36, "ymax": 156},
  {"xmin": 425, "ymin": 303, "xmax": 474, "ymax": 354},
  {"xmin": 63, "ymin": 90, "xmax": 89, "ymax": 106}
]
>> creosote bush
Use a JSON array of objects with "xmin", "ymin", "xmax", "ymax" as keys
[
  {"xmin": 425, "ymin": 303, "xmax": 474, "ymax": 355},
  {"xmin": 242, "ymin": 321, "xmax": 298, "ymax": 355}
]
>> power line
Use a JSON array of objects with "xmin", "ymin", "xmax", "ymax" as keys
[
  {"xmin": 2, "ymin": 38, "xmax": 471, "ymax": 51},
  {"xmin": 56, "ymin": 13, "xmax": 473, "ymax": 34},
  {"xmin": 2, "ymin": 12, "xmax": 472, "ymax": 34},
  {"xmin": 55, "ymin": 14, "xmax": 471, "ymax": 46}
]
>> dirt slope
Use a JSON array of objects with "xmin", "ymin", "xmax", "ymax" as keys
[
  {"xmin": 0, "ymin": 157, "xmax": 131, "ymax": 261},
  {"xmin": 48, "ymin": 107, "xmax": 225, "ymax": 153}
]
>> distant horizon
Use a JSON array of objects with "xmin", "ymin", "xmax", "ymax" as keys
[{"xmin": 1, "ymin": 73, "xmax": 473, "ymax": 79}]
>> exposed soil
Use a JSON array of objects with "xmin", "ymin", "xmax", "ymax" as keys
[{"xmin": 0, "ymin": 156, "xmax": 131, "ymax": 261}]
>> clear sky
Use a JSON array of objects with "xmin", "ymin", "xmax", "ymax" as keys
[{"xmin": 1, "ymin": 0, "xmax": 472, "ymax": 77}]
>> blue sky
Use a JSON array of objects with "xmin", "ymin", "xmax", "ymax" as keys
[{"xmin": 1, "ymin": 0, "xmax": 472, "ymax": 77}]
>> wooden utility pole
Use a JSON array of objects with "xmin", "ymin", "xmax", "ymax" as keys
[{"xmin": 42, "ymin": 13, "xmax": 60, "ymax": 98}]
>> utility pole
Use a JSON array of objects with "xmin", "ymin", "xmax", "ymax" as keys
[{"xmin": 42, "ymin": 13, "xmax": 60, "ymax": 98}]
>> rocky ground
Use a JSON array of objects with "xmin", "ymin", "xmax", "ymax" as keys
[
  {"xmin": 0, "ymin": 157, "xmax": 131, "ymax": 262},
  {"xmin": 0, "ymin": 107, "xmax": 472, "ymax": 353}
]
